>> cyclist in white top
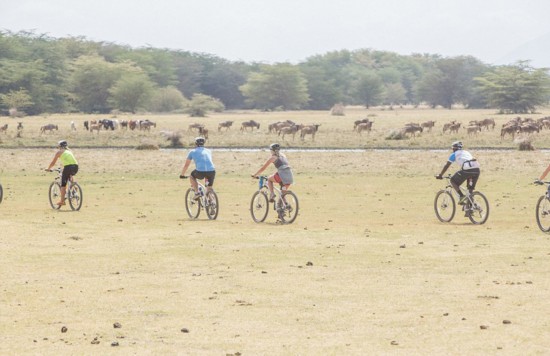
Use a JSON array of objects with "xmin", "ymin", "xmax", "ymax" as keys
[{"xmin": 436, "ymin": 141, "xmax": 480, "ymax": 205}]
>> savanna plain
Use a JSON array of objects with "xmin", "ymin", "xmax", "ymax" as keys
[{"xmin": 1, "ymin": 108, "xmax": 550, "ymax": 355}]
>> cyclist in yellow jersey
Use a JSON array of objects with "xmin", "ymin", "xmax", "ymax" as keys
[{"xmin": 46, "ymin": 140, "xmax": 79, "ymax": 206}]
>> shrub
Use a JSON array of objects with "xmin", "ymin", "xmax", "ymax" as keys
[
  {"xmin": 515, "ymin": 137, "xmax": 535, "ymax": 151},
  {"xmin": 385, "ymin": 129, "xmax": 407, "ymax": 140}
]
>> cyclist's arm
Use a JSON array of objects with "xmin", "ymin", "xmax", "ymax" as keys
[
  {"xmin": 46, "ymin": 151, "xmax": 62, "ymax": 171},
  {"xmin": 180, "ymin": 159, "xmax": 192, "ymax": 177},
  {"xmin": 438, "ymin": 161, "xmax": 452, "ymax": 177},
  {"xmin": 539, "ymin": 163, "xmax": 550, "ymax": 181},
  {"xmin": 253, "ymin": 157, "xmax": 276, "ymax": 177}
]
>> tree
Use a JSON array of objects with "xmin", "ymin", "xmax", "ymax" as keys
[
  {"xmin": 185, "ymin": 93, "xmax": 224, "ymax": 117},
  {"xmin": 384, "ymin": 82, "xmax": 407, "ymax": 106},
  {"xmin": 0, "ymin": 88, "xmax": 33, "ymax": 115},
  {"xmin": 351, "ymin": 72, "xmax": 384, "ymax": 108},
  {"xmin": 149, "ymin": 86, "xmax": 188, "ymax": 112},
  {"xmin": 475, "ymin": 61, "xmax": 550, "ymax": 114},
  {"xmin": 109, "ymin": 72, "xmax": 155, "ymax": 113},
  {"xmin": 240, "ymin": 64, "xmax": 309, "ymax": 110}
]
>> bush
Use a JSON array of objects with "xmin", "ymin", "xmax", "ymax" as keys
[
  {"xmin": 135, "ymin": 140, "xmax": 159, "ymax": 150},
  {"xmin": 515, "ymin": 137, "xmax": 535, "ymax": 151},
  {"xmin": 385, "ymin": 129, "xmax": 407, "ymax": 140}
]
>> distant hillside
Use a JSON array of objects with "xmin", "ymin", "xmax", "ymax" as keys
[{"xmin": 496, "ymin": 32, "xmax": 550, "ymax": 68}]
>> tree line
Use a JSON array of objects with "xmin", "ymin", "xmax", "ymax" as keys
[{"xmin": 1, "ymin": 31, "xmax": 549, "ymax": 116}]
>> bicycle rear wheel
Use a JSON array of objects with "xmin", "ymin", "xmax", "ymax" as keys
[
  {"xmin": 48, "ymin": 182, "xmax": 62, "ymax": 210},
  {"xmin": 434, "ymin": 190, "xmax": 455, "ymax": 222},
  {"xmin": 467, "ymin": 191, "xmax": 489, "ymax": 225},
  {"xmin": 535, "ymin": 195, "xmax": 550, "ymax": 232},
  {"xmin": 68, "ymin": 182, "xmax": 83, "ymax": 211},
  {"xmin": 185, "ymin": 188, "xmax": 201, "ymax": 219},
  {"xmin": 205, "ymin": 191, "xmax": 219, "ymax": 220},
  {"xmin": 278, "ymin": 191, "xmax": 299, "ymax": 224},
  {"xmin": 250, "ymin": 190, "xmax": 269, "ymax": 223}
]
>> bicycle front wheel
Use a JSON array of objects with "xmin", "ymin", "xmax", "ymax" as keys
[
  {"xmin": 279, "ymin": 191, "xmax": 299, "ymax": 224},
  {"xmin": 185, "ymin": 188, "xmax": 201, "ymax": 219},
  {"xmin": 535, "ymin": 195, "xmax": 550, "ymax": 232},
  {"xmin": 0, "ymin": 183, "xmax": 3, "ymax": 204},
  {"xmin": 68, "ymin": 182, "xmax": 83, "ymax": 211},
  {"xmin": 434, "ymin": 190, "xmax": 455, "ymax": 222},
  {"xmin": 205, "ymin": 191, "xmax": 219, "ymax": 220},
  {"xmin": 48, "ymin": 182, "xmax": 62, "ymax": 210},
  {"xmin": 250, "ymin": 190, "xmax": 269, "ymax": 223},
  {"xmin": 468, "ymin": 191, "xmax": 489, "ymax": 225}
]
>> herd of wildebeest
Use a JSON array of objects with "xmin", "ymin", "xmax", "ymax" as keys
[{"xmin": 1, "ymin": 115, "xmax": 550, "ymax": 142}]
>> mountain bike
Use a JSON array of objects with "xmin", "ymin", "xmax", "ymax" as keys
[
  {"xmin": 180, "ymin": 176, "xmax": 219, "ymax": 220},
  {"xmin": 250, "ymin": 176, "xmax": 299, "ymax": 224},
  {"xmin": 48, "ymin": 168, "xmax": 83, "ymax": 210},
  {"xmin": 434, "ymin": 175, "xmax": 489, "ymax": 224},
  {"xmin": 534, "ymin": 180, "xmax": 550, "ymax": 232}
]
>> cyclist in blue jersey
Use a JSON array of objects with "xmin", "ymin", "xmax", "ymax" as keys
[
  {"xmin": 180, "ymin": 137, "xmax": 216, "ymax": 200},
  {"xmin": 436, "ymin": 141, "xmax": 480, "ymax": 205}
]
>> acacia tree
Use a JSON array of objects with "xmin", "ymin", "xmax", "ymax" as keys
[
  {"xmin": 240, "ymin": 64, "xmax": 309, "ymax": 110},
  {"xmin": 351, "ymin": 71, "xmax": 384, "ymax": 108},
  {"xmin": 475, "ymin": 61, "xmax": 550, "ymax": 113},
  {"xmin": 0, "ymin": 88, "xmax": 34, "ymax": 115},
  {"xmin": 185, "ymin": 93, "xmax": 224, "ymax": 117},
  {"xmin": 148, "ymin": 86, "xmax": 188, "ymax": 112}
]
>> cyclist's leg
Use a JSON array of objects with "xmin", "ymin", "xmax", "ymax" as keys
[
  {"xmin": 205, "ymin": 171, "xmax": 216, "ymax": 193},
  {"xmin": 267, "ymin": 173, "xmax": 280, "ymax": 201},
  {"xmin": 190, "ymin": 170, "xmax": 201, "ymax": 196},
  {"xmin": 450, "ymin": 171, "xmax": 466, "ymax": 197}
]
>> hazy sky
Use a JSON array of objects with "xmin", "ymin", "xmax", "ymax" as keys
[{"xmin": 1, "ymin": 0, "xmax": 549, "ymax": 65}]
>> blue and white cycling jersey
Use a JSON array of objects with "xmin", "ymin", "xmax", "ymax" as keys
[
  {"xmin": 187, "ymin": 147, "xmax": 215, "ymax": 172},
  {"xmin": 448, "ymin": 149, "xmax": 480, "ymax": 170}
]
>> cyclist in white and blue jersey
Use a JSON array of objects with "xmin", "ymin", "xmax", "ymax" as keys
[
  {"xmin": 436, "ymin": 141, "xmax": 480, "ymax": 205},
  {"xmin": 180, "ymin": 137, "xmax": 216, "ymax": 199}
]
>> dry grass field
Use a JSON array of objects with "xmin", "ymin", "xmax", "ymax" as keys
[
  {"xmin": 1, "ymin": 106, "xmax": 550, "ymax": 149},
  {"xmin": 1, "ymin": 146, "xmax": 550, "ymax": 354}
]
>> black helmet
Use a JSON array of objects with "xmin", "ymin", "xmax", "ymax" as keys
[
  {"xmin": 58, "ymin": 140, "xmax": 68, "ymax": 148},
  {"xmin": 195, "ymin": 136, "xmax": 205, "ymax": 146},
  {"xmin": 269, "ymin": 143, "xmax": 280, "ymax": 151},
  {"xmin": 451, "ymin": 141, "xmax": 463, "ymax": 150}
]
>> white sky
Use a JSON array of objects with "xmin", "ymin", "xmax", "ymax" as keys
[{"xmin": 1, "ymin": 0, "xmax": 549, "ymax": 66}]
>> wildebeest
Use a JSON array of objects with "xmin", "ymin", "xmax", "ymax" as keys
[
  {"xmin": 89, "ymin": 122, "xmax": 102, "ymax": 133},
  {"xmin": 279, "ymin": 124, "xmax": 303, "ymax": 140},
  {"xmin": 465, "ymin": 124, "xmax": 481, "ymax": 136},
  {"xmin": 356, "ymin": 121, "xmax": 373, "ymax": 135},
  {"xmin": 100, "ymin": 119, "xmax": 115, "ymax": 130},
  {"xmin": 128, "ymin": 120, "xmax": 138, "ymax": 130},
  {"xmin": 40, "ymin": 124, "xmax": 58, "ymax": 134},
  {"xmin": 119, "ymin": 120, "xmax": 128, "ymax": 129},
  {"xmin": 300, "ymin": 124, "xmax": 320, "ymax": 141},
  {"xmin": 189, "ymin": 123, "xmax": 205, "ymax": 132},
  {"xmin": 139, "ymin": 120, "xmax": 156, "ymax": 131},
  {"xmin": 269, "ymin": 121, "xmax": 295, "ymax": 134},
  {"xmin": 401, "ymin": 124, "xmax": 423, "ymax": 137},
  {"xmin": 442, "ymin": 121, "xmax": 458, "ymax": 134},
  {"xmin": 479, "ymin": 118, "xmax": 496, "ymax": 131},
  {"xmin": 420, "ymin": 120, "xmax": 435, "ymax": 132},
  {"xmin": 17, "ymin": 122, "xmax": 23, "ymax": 131},
  {"xmin": 241, "ymin": 120, "xmax": 260, "ymax": 132},
  {"xmin": 218, "ymin": 121, "xmax": 234, "ymax": 132},
  {"xmin": 83, "ymin": 121, "xmax": 89, "ymax": 131},
  {"xmin": 198, "ymin": 126, "xmax": 209, "ymax": 139},
  {"xmin": 0, "ymin": 124, "xmax": 7, "ymax": 134},
  {"xmin": 353, "ymin": 118, "xmax": 370, "ymax": 131},
  {"xmin": 500, "ymin": 123, "xmax": 520, "ymax": 140},
  {"xmin": 519, "ymin": 123, "xmax": 540, "ymax": 135}
]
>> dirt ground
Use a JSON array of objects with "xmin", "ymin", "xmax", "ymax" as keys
[{"xmin": 1, "ymin": 148, "xmax": 550, "ymax": 354}]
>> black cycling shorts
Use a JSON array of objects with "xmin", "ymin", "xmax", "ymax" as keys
[
  {"xmin": 451, "ymin": 168, "xmax": 480, "ymax": 190},
  {"xmin": 62, "ymin": 164, "xmax": 78, "ymax": 187},
  {"xmin": 191, "ymin": 170, "xmax": 215, "ymax": 186}
]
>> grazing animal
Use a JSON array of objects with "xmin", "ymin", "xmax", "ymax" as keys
[
  {"xmin": 519, "ymin": 124, "xmax": 540, "ymax": 135},
  {"xmin": 420, "ymin": 120, "xmax": 435, "ymax": 132},
  {"xmin": 448, "ymin": 122, "xmax": 461, "ymax": 134},
  {"xmin": 100, "ymin": 119, "xmax": 115, "ymax": 130},
  {"xmin": 401, "ymin": 125, "xmax": 423, "ymax": 137},
  {"xmin": 198, "ymin": 127, "xmax": 209, "ymax": 139},
  {"xmin": 240, "ymin": 120, "xmax": 260, "ymax": 132},
  {"xmin": 128, "ymin": 120, "xmax": 138, "ymax": 130},
  {"xmin": 353, "ymin": 118, "xmax": 370, "ymax": 131},
  {"xmin": 83, "ymin": 121, "xmax": 89, "ymax": 131},
  {"xmin": 140, "ymin": 120, "xmax": 156, "ymax": 131},
  {"xmin": 0, "ymin": 124, "xmax": 8, "ymax": 134},
  {"xmin": 188, "ymin": 123, "xmax": 205, "ymax": 132},
  {"xmin": 356, "ymin": 121, "xmax": 373, "ymax": 135},
  {"xmin": 279, "ymin": 124, "xmax": 303, "ymax": 140},
  {"xmin": 40, "ymin": 124, "xmax": 58, "ymax": 134},
  {"xmin": 479, "ymin": 118, "xmax": 496, "ymax": 131},
  {"xmin": 17, "ymin": 122, "xmax": 23, "ymax": 131},
  {"xmin": 89, "ymin": 123, "xmax": 102, "ymax": 133},
  {"xmin": 218, "ymin": 121, "xmax": 233, "ymax": 132},
  {"xmin": 442, "ymin": 121, "xmax": 457, "ymax": 134},
  {"xmin": 119, "ymin": 120, "xmax": 128, "ymax": 129},
  {"xmin": 300, "ymin": 124, "xmax": 320, "ymax": 141},
  {"xmin": 500, "ymin": 124, "xmax": 519, "ymax": 140},
  {"xmin": 71, "ymin": 121, "xmax": 77, "ymax": 131},
  {"xmin": 465, "ymin": 125, "xmax": 481, "ymax": 136}
]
